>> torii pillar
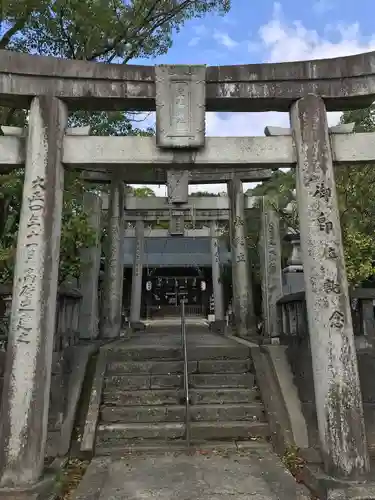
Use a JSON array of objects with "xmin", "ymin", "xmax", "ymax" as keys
[{"xmin": 227, "ymin": 176, "xmax": 256, "ymax": 337}]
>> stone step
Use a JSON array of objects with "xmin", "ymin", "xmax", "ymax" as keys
[
  {"xmin": 97, "ymin": 422, "xmax": 185, "ymax": 443},
  {"xmin": 190, "ymin": 388, "xmax": 260, "ymax": 404},
  {"xmin": 102, "ymin": 389, "xmax": 183, "ymax": 406},
  {"xmin": 106, "ymin": 346, "xmax": 248, "ymax": 363},
  {"xmin": 100, "ymin": 403, "xmax": 265, "ymax": 424},
  {"xmin": 106, "ymin": 347, "xmax": 182, "ymax": 362},
  {"xmin": 96, "ymin": 421, "xmax": 269, "ymax": 445},
  {"xmin": 95, "ymin": 440, "xmax": 272, "ymax": 457},
  {"xmin": 190, "ymin": 421, "xmax": 270, "ymax": 441},
  {"xmin": 106, "ymin": 359, "xmax": 252, "ymax": 375},
  {"xmin": 191, "ymin": 403, "xmax": 265, "ymax": 422},
  {"xmin": 101, "ymin": 404, "xmax": 185, "ymax": 423},
  {"xmin": 104, "ymin": 374, "xmax": 183, "ymax": 391},
  {"xmin": 190, "ymin": 373, "xmax": 255, "ymax": 388}
]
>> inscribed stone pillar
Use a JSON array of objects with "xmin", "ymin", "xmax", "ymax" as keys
[
  {"xmin": 260, "ymin": 198, "xmax": 283, "ymax": 339},
  {"xmin": 101, "ymin": 180, "xmax": 125, "ymax": 338},
  {"xmin": 210, "ymin": 221, "xmax": 224, "ymax": 322},
  {"xmin": 79, "ymin": 192, "xmax": 102, "ymax": 340},
  {"xmin": 0, "ymin": 97, "xmax": 67, "ymax": 486},
  {"xmin": 130, "ymin": 219, "xmax": 145, "ymax": 326},
  {"xmin": 227, "ymin": 177, "xmax": 256, "ymax": 337},
  {"xmin": 290, "ymin": 94, "xmax": 369, "ymax": 478}
]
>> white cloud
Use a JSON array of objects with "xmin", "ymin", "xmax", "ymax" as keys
[
  {"xmin": 136, "ymin": 5, "xmax": 375, "ymax": 194},
  {"xmin": 259, "ymin": 2, "xmax": 375, "ymax": 63},
  {"xmin": 213, "ymin": 31, "xmax": 238, "ymax": 49},
  {"xmin": 207, "ymin": 3, "xmax": 375, "ymax": 138}
]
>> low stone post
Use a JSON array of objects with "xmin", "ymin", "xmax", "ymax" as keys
[
  {"xmin": 227, "ymin": 176, "xmax": 256, "ymax": 337},
  {"xmin": 210, "ymin": 221, "xmax": 224, "ymax": 328},
  {"xmin": 130, "ymin": 219, "xmax": 145, "ymax": 328},
  {"xmin": 0, "ymin": 97, "xmax": 67, "ymax": 486},
  {"xmin": 79, "ymin": 192, "xmax": 102, "ymax": 340},
  {"xmin": 290, "ymin": 94, "xmax": 369, "ymax": 478},
  {"xmin": 259, "ymin": 197, "xmax": 282, "ymax": 340},
  {"xmin": 100, "ymin": 179, "xmax": 125, "ymax": 338}
]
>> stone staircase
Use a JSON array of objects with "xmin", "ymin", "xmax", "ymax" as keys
[{"xmin": 96, "ymin": 339, "xmax": 270, "ymax": 454}]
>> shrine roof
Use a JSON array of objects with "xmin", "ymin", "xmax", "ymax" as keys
[{"xmin": 123, "ymin": 236, "xmax": 231, "ymax": 267}]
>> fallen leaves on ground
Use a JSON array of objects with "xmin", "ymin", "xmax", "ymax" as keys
[{"xmin": 56, "ymin": 458, "xmax": 89, "ymax": 500}]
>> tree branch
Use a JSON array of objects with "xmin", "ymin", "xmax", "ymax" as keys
[
  {"xmin": 87, "ymin": 0, "xmax": 193, "ymax": 62},
  {"xmin": 0, "ymin": 17, "xmax": 29, "ymax": 49},
  {"xmin": 58, "ymin": 7, "xmax": 77, "ymax": 59}
]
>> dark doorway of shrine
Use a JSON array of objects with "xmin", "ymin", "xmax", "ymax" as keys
[{"xmin": 146, "ymin": 267, "xmax": 209, "ymax": 318}]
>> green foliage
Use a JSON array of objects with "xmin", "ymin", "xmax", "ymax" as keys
[
  {"xmin": 58, "ymin": 172, "xmax": 96, "ymax": 285},
  {"xmin": 282, "ymin": 446, "xmax": 305, "ymax": 479},
  {"xmin": 190, "ymin": 191, "xmax": 221, "ymax": 197},
  {"xmin": 68, "ymin": 110, "xmax": 155, "ymax": 137},
  {"xmin": 2, "ymin": 0, "xmax": 230, "ymax": 62},
  {"xmin": 245, "ymin": 104, "xmax": 375, "ymax": 286},
  {"xmin": 0, "ymin": 168, "xmax": 96, "ymax": 284},
  {"xmin": 130, "ymin": 186, "xmax": 156, "ymax": 197}
]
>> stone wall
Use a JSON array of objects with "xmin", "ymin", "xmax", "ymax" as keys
[
  {"xmin": 0, "ymin": 285, "xmax": 85, "ymax": 458},
  {"xmin": 279, "ymin": 293, "xmax": 375, "ymax": 456}
]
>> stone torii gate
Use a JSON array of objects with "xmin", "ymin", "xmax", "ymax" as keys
[
  {"xmin": 114, "ymin": 193, "xmax": 261, "ymax": 331},
  {"xmin": 0, "ymin": 49, "xmax": 374, "ymax": 492}
]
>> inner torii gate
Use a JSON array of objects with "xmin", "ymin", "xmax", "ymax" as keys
[
  {"xmin": 0, "ymin": 50, "xmax": 374, "ymax": 488},
  {"xmin": 116, "ymin": 194, "xmax": 261, "ymax": 330}
]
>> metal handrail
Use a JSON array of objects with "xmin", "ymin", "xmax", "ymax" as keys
[{"xmin": 181, "ymin": 300, "xmax": 191, "ymax": 447}]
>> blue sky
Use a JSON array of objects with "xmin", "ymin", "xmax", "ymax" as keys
[{"xmin": 132, "ymin": 0, "xmax": 375, "ymax": 194}]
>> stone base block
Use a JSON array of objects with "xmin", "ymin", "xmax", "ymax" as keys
[
  {"xmin": 131, "ymin": 321, "xmax": 146, "ymax": 332},
  {"xmin": 0, "ymin": 475, "xmax": 56, "ymax": 500},
  {"xmin": 209, "ymin": 320, "xmax": 226, "ymax": 334},
  {"xmin": 328, "ymin": 485, "xmax": 375, "ymax": 499},
  {"xmin": 300, "ymin": 463, "xmax": 375, "ymax": 499}
]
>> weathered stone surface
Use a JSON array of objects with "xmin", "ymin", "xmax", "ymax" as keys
[
  {"xmin": 83, "ymin": 167, "xmax": 273, "ymax": 184},
  {"xmin": 2, "ymin": 50, "xmax": 375, "ymax": 111},
  {"xmin": 290, "ymin": 94, "xmax": 369, "ymax": 478},
  {"xmin": 79, "ymin": 192, "xmax": 102, "ymax": 340},
  {"xmin": 197, "ymin": 359, "xmax": 251, "ymax": 373},
  {"xmin": 260, "ymin": 198, "xmax": 283, "ymax": 338},
  {"xmin": 328, "ymin": 485, "xmax": 375, "ymax": 499},
  {"xmin": 81, "ymin": 350, "xmax": 107, "ymax": 455},
  {"xmin": 64, "ymin": 135, "xmax": 294, "ymax": 169},
  {"xmin": 101, "ymin": 405, "xmax": 185, "ymax": 424},
  {"xmin": 102, "ymin": 389, "xmax": 182, "ymax": 407},
  {"xmin": 191, "ymin": 403, "xmax": 265, "ymax": 422},
  {"xmin": 74, "ymin": 451, "xmax": 311, "ymax": 500},
  {"xmin": 190, "ymin": 388, "xmax": 258, "ymax": 405},
  {"xmin": 155, "ymin": 65, "xmax": 206, "ymax": 148},
  {"xmin": 0, "ymin": 475, "xmax": 56, "ymax": 500},
  {"xmin": 168, "ymin": 210, "xmax": 184, "ymax": 235},
  {"xmin": 100, "ymin": 179, "xmax": 125, "ymax": 338},
  {"xmin": 167, "ymin": 170, "xmax": 189, "ymax": 204},
  {"xmin": 0, "ymin": 97, "xmax": 67, "ymax": 487},
  {"xmin": 58, "ymin": 345, "xmax": 97, "ymax": 456},
  {"xmin": 264, "ymin": 123, "xmax": 355, "ymax": 136},
  {"xmin": 210, "ymin": 221, "xmax": 224, "ymax": 322},
  {"xmin": 3, "ymin": 133, "xmax": 375, "ymax": 172},
  {"xmin": 129, "ymin": 219, "xmax": 144, "ymax": 325},
  {"xmin": 227, "ymin": 176, "xmax": 256, "ymax": 337},
  {"xmin": 106, "ymin": 360, "xmax": 198, "ymax": 375},
  {"xmin": 104, "ymin": 374, "xmax": 183, "ymax": 391},
  {"xmin": 190, "ymin": 373, "xmax": 254, "ymax": 388},
  {"xmin": 97, "ymin": 422, "xmax": 185, "ymax": 443},
  {"xmin": 190, "ymin": 421, "xmax": 269, "ymax": 441}
]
